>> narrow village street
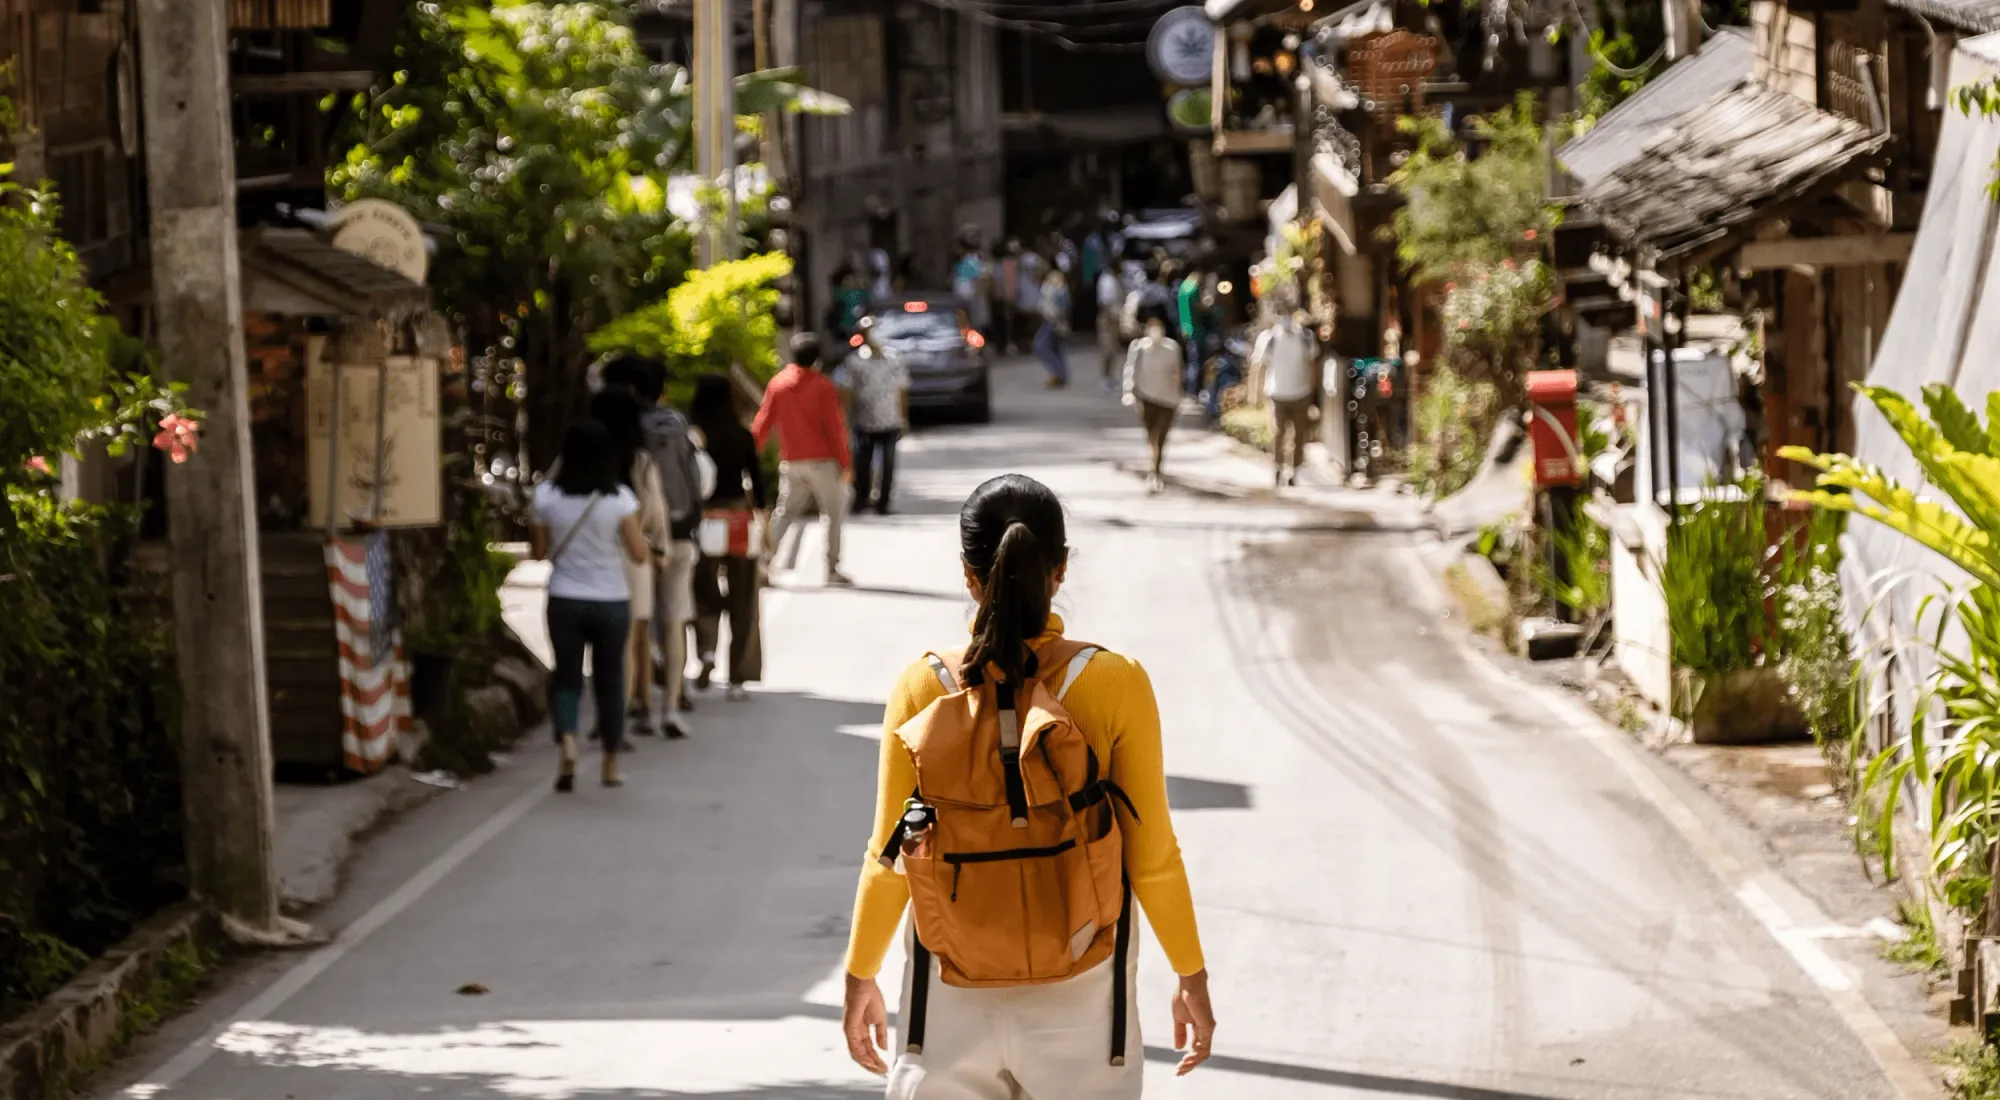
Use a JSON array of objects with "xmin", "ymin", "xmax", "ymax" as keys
[{"xmin": 88, "ymin": 356, "xmax": 1908, "ymax": 1100}]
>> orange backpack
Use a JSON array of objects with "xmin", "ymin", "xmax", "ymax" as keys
[{"xmin": 881, "ymin": 638, "xmax": 1138, "ymax": 1063}]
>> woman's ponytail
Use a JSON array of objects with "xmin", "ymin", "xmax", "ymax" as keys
[{"xmin": 958, "ymin": 475, "xmax": 1068, "ymax": 686}]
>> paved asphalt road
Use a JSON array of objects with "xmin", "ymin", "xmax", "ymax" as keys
[{"xmin": 94, "ymin": 355, "xmax": 1909, "ymax": 1099}]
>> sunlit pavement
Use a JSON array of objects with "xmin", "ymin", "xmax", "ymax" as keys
[{"xmin": 92, "ymin": 353, "xmax": 1909, "ymax": 1100}]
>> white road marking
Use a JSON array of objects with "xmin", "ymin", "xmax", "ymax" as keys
[
  {"xmin": 1394, "ymin": 536, "xmax": 1940, "ymax": 1100},
  {"xmin": 122, "ymin": 775, "xmax": 555, "ymax": 1096}
]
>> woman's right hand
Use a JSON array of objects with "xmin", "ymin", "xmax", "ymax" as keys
[
  {"xmin": 842, "ymin": 973, "xmax": 891, "ymax": 1075},
  {"xmin": 1171, "ymin": 969, "xmax": 1216, "ymax": 1075}
]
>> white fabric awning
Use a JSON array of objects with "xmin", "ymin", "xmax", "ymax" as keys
[{"xmin": 1840, "ymin": 31, "xmax": 2000, "ymax": 750}]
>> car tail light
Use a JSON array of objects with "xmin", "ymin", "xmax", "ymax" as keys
[
  {"xmin": 850, "ymin": 334, "xmax": 865, "ymax": 347},
  {"xmin": 963, "ymin": 329, "xmax": 986, "ymax": 349}
]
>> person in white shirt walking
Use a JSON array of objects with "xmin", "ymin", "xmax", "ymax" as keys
[
  {"xmin": 1254, "ymin": 311, "xmax": 1320, "ymax": 487},
  {"xmin": 1095, "ymin": 266, "xmax": 1124, "ymax": 391},
  {"xmin": 1122, "ymin": 305, "xmax": 1185, "ymax": 493}
]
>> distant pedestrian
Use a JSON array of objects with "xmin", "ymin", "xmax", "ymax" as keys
[
  {"xmin": 1096, "ymin": 265, "xmax": 1124, "ymax": 392},
  {"xmin": 532, "ymin": 418, "xmax": 649, "ymax": 791},
  {"xmin": 831, "ymin": 264, "xmax": 870, "ymax": 343},
  {"xmin": 1124, "ymin": 305, "xmax": 1185, "ymax": 493},
  {"xmin": 835, "ymin": 316, "xmax": 911, "ymax": 516},
  {"xmin": 1176, "ymin": 267, "xmax": 1206, "ymax": 396},
  {"xmin": 1035, "ymin": 269, "xmax": 1072, "ymax": 388},
  {"xmin": 839, "ymin": 472, "xmax": 1217, "ymax": 1087},
  {"xmin": 690, "ymin": 374, "xmax": 767, "ymax": 702},
  {"xmin": 953, "ymin": 240, "xmax": 992, "ymax": 336},
  {"xmin": 1256, "ymin": 311, "xmax": 1321, "ymax": 488},
  {"xmin": 608, "ymin": 356, "xmax": 706, "ymax": 738},
  {"xmin": 754, "ymin": 332, "xmax": 854, "ymax": 587},
  {"xmin": 995, "ymin": 240, "xmax": 1021, "ymax": 353},
  {"xmin": 1015, "ymin": 248, "xmax": 1045, "ymax": 348}
]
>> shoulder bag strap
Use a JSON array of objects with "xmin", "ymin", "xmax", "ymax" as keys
[{"xmin": 547, "ymin": 492, "xmax": 604, "ymax": 566}]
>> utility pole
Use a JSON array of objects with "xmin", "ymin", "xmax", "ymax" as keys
[
  {"xmin": 135, "ymin": 0, "xmax": 284, "ymax": 938},
  {"xmin": 1663, "ymin": 0, "xmax": 1703, "ymax": 61},
  {"xmin": 695, "ymin": 0, "xmax": 737, "ymax": 267}
]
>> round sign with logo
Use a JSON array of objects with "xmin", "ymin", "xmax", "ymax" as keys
[
  {"xmin": 331, "ymin": 199, "xmax": 429, "ymax": 287},
  {"xmin": 1148, "ymin": 7, "xmax": 1215, "ymax": 88}
]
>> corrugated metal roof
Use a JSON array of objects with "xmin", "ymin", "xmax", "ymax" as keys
[
  {"xmin": 1888, "ymin": 0, "xmax": 2000, "ymax": 33},
  {"xmin": 1205, "ymin": 0, "xmax": 1303, "ymax": 24},
  {"xmin": 1558, "ymin": 28, "xmax": 1751, "ymax": 189},
  {"xmin": 1577, "ymin": 85, "xmax": 1888, "ymax": 258}
]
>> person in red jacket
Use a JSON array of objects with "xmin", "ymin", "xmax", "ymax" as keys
[{"xmin": 753, "ymin": 333, "xmax": 855, "ymax": 587}]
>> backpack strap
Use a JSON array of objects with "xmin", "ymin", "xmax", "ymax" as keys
[
  {"xmin": 1058, "ymin": 646, "xmax": 1099, "ymax": 701},
  {"xmin": 995, "ymin": 680, "xmax": 1029, "ymax": 829}
]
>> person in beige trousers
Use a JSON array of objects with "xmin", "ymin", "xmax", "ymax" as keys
[
  {"xmin": 1253, "ymin": 311, "xmax": 1321, "ymax": 488},
  {"xmin": 753, "ymin": 333, "xmax": 855, "ymax": 587}
]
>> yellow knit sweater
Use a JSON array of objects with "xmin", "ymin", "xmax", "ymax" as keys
[{"xmin": 844, "ymin": 615, "xmax": 1206, "ymax": 980}]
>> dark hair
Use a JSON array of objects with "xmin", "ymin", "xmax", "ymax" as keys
[
  {"xmin": 601, "ymin": 354, "xmax": 668, "ymax": 403},
  {"xmin": 588, "ymin": 387, "xmax": 645, "ymax": 488},
  {"xmin": 789, "ymin": 331, "xmax": 824, "ymax": 370},
  {"xmin": 552, "ymin": 418, "xmax": 622, "ymax": 496},
  {"xmin": 689, "ymin": 372, "xmax": 736, "ymax": 441},
  {"xmin": 1138, "ymin": 302, "xmax": 1172, "ymax": 328},
  {"xmin": 960, "ymin": 475, "xmax": 1068, "ymax": 686}
]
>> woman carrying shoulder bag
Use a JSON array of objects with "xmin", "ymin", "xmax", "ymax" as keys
[
  {"xmin": 530, "ymin": 419, "xmax": 649, "ymax": 791},
  {"xmin": 689, "ymin": 373, "xmax": 768, "ymax": 701},
  {"xmin": 841, "ymin": 473, "xmax": 1217, "ymax": 1098}
]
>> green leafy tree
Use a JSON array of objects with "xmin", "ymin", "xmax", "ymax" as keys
[
  {"xmin": 1388, "ymin": 93, "xmax": 1557, "ymax": 285},
  {"xmin": 330, "ymin": 0, "xmax": 695, "ymax": 471},
  {"xmin": 589, "ymin": 251, "xmax": 793, "ymax": 403},
  {"xmin": 329, "ymin": 0, "xmax": 841, "ymax": 469}
]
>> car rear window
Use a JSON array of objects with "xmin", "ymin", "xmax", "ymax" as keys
[{"xmin": 875, "ymin": 310, "xmax": 960, "ymax": 342}]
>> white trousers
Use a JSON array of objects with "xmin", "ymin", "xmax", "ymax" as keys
[{"xmin": 888, "ymin": 925, "xmax": 1143, "ymax": 1100}]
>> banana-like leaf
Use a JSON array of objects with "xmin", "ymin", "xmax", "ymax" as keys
[
  {"xmin": 734, "ymin": 68, "xmax": 852, "ymax": 116},
  {"xmin": 1925, "ymin": 383, "xmax": 1992, "ymax": 457}
]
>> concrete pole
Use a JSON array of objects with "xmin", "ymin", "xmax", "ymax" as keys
[
  {"xmin": 135, "ymin": 0, "xmax": 283, "ymax": 935},
  {"xmin": 694, "ymin": 0, "xmax": 736, "ymax": 267}
]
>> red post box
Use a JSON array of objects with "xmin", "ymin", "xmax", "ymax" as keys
[{"xmin": 1525, "ymin": 369, "xmax": 1582, "ymax": 489}]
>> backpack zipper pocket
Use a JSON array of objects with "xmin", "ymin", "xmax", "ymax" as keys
[{"xmin": 942, "ymin": 839, "xmax": 1079, "ymax": 902}]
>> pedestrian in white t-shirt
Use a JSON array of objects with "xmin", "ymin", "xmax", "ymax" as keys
[
  {"xmin": 1253, "ymin": 312, "xmax": 1320, "ymax": 487},
  {"xmin": 531, "ymin": 418, "xmax": 650, "ymax": 791}
]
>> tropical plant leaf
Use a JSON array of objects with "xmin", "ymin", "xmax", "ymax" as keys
[{"xmin": 1926, "ymin": 383, "xmax": 1991, "ymax": 456}]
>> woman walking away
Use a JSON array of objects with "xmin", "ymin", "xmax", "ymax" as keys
[
  {"xmin": 841, "ymin": 474, "xmax": 1217, "ymax": 1096},
  {"xmin": 531, "ymin": 419, "xmax": 649, "ymax": 790},
  {"xmin": 689, "ymin": 374, "xmax": 767, "ymax": 702},
  {"xmin": 1123, "ymin": 305, "xmax": 1185, "ymax": 494}
]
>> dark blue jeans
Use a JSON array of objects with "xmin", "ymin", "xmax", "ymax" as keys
[
  {"xmin": 1034, "ymin": 322, "xmax": 1069, "ymax": 383},
  {"xmin": 853, "ymin": 428, "xmax": 901, "ymax": 511},
  {"xmin": 546, "ymin": 596, "xmax": 631, "ymax": 751}
]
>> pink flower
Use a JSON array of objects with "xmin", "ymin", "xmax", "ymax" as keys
[
  {"xmin": 1444, "ymin": 281, "xmax": 1456, "ymax": 291},
  {"xmin": 1456, "ymin": 320, "xmax": 1470, "ymax": 330},
  {"xmin": 25, "ymin": 455, "xmax": 51, "ymax": 475},
  {"xmin": 152, "ymin": 412, "xmax": 200, "ymax": 465},
  {"xmin": 1523, "ymin": 229, "xmax": 1539, "ymax": 241},
  {"xmin": 1502, "ymin": 259, "xmax": 1518, "ymax": 270}
]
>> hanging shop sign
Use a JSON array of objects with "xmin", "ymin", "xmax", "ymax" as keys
[
  {"xmin": 307, "ymin": 336, "xmax": 442, "ymax": 529},
  {"xmin": 1149, "ymin": 7, "xmax": 1217, "ymax": 88},
  {"xmin": 331, "ymin": 199, "xmax": 430, "ymax": 287}
]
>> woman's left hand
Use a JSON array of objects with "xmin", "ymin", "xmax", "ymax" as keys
[
  {"xmin": 842, "ymin": 973, "xmax": 891, "ymax": 1075},
  {"xmin": 1171, "ymin": 969, "xmax": 1216, "ymax": 1075}
]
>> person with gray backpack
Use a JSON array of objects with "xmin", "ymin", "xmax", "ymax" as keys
[{"xmin": 601, "ymin": 356, "xmax": 709, "ymax": 739}]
